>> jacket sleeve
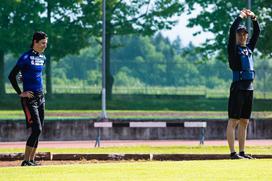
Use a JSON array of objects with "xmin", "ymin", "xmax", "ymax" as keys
[
  {"xmin": 248, "ymin": 19, "xmax": 260, "ymax": 51},
  {"xmin": 8, "ymin": 65, "xmax": 22, "ymax": 95},
  {"xmin": 228, "ymin": 16, "xmax": 242, "ymax": 69}
]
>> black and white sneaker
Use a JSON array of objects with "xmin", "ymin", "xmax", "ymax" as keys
[
  {"xmin": 230, "ymin": 152, "xmax": 244, "ymax": 159},
  {"xmin": 239, "ymin": 152, "xmax": 254, "ymax": 159},
  {"xmin": 21, "ymin": 160, "xmax": 35, "ymax": 166},
  {"xmin": 30, "ymin": 160, "xmax": 41, "ymax": 166}
]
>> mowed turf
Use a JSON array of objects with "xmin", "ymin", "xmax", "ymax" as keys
[
  {"xmin": 1, "ymin": 110, "xmax": 272, "ymax": 120},
  {"xmin": 1, "ymin": 160, "xmax": 272, "ymax": 181},
  {"xmin": 0, "ymin": 145, "xmax": 272, "ymax": 154}
]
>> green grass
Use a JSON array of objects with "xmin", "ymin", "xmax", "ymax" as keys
[
  {"xmin": 6, "ymin": 84, "xmax": 272, "ymax": 99},
  {"xmin": 0, "ymin": 110, "xmax": 272, "ymax": 120},
  {"xmin": 1, "ymin": 160, "xmax": 272, "ymax": 180},
  {"xmin": 1, "ymin": 146, "xmax": 271, "ymax": 180},
  {"xmin": 0, "ymin": 110, "xmax": 100, "ymax": 120},
  {"xmin": 0, "ymin": 110, "xmax": 227, "ymax": 120},
  {"xmin": 1, "ymin": 93, "xmax": 272, "ymax": 111},
  {"xmin": 0, "ymin": 110, "xmax": 225, "ymax": 120},
  {"xmin": 0, "ymin": 146, "xmax": 272, "ymax": 154}
]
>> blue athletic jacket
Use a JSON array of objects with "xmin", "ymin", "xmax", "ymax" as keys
[{"xmin": 8, "ymin": 49, "xmax": 46, "ymax": 94}]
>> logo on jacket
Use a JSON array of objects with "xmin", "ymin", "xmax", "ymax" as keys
[{"xmin": 30, "ymin": 56, "xmax": 45, "ymax": 66}]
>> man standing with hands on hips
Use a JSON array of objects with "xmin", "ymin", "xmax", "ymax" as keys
[
  {"xmin": 227, "ymin": 9, "xmax": 260, "ymax": 159},
  {"xmin": 9, "ymin": 32, "xmax": 48, "ymax": 166}
]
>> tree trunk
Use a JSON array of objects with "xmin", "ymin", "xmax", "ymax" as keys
[
  {"xmin": 106, "ymin": 33, "xmax": 114, "ymax": 100},
  {"xmin": 0, "ymin": 50, "xmax": 5, "ymax": 95},
  {"xmin": 45, "ymin": 54, "xmax": 52, "ymax": 98},
  {"xmin": 45, "ymin": 0, "xmax": 52, "ymax": 98}
]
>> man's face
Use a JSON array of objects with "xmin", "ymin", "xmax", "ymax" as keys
[
  {"xmin": 236, "ymin": 31, "xmax": 248, "ymax": 46},
  {"xmin": 34, "ymin": 38, "xmax": 48, "ymax": 53}
]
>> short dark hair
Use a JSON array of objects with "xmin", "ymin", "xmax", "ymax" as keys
[{"xmin": 31, "ymin": 31, "xmax": 48, "ymax": 48}]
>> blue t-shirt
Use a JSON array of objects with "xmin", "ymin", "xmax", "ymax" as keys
[{"xmin": 16, "ymin": 50, "xmax": 46, "ymax": 92}]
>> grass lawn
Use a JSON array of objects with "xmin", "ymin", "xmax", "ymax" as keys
[
  {"xmin": 1, "ymin": 94, "xmax": 272, "ymax": 111},
  {"xmin": 0, "ymin": 145, "xmax": 272, "ymax": 154},
  {"xmin": 0, "ymin": 110, "xmax": 272, "ymax": 120},
  {"xmin": 1, "ymin": 160, "xmax": 272, "ymax": 181}
]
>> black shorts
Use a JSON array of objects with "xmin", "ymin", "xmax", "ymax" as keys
[
  {"xmin": 228, "ymin": 86, "xmax": 253, "ymax": 119},
  {"xmin": 21, "ymin": 92, "xmax": 45, "ymax": 129}
]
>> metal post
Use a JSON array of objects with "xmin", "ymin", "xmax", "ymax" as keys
[
  {"xmin": 95, "ymin": 0, "xmax": 107, "ymax": 147},
  {"xmin": 247, "ymin": 0, "xmax": 252, "ymax": 37},
  {"xmin": 199, "ymin": 128, "xmax": 205, "ymax": 145},
  {"xmin": 94, "ymin": 128, "xmax": 101, "ymax": 147},
  {"xmin": 101, "ymin": 0, "xmax": 107, "ymax": 119}
]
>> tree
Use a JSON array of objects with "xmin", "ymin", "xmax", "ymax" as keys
[
  {"xmin": 0, "ymin": 0, "xmax": 43, "ymax": 95},
  {"xmin": 81, "ymin": 0, "xmax": 184, "ymax": 98},
  {"xmin": 37, "ymin": 0, "xmax": 91, "ymax": 97},
  {"xmin": 255, "ymin": 57, "xmax": 272, "ymax": 98},
  {"xmin": 184, "ymin": 0, "xmax": 272, "ymax": 61},
  {"xmin": 110, "ymin": 35, "xmax": 163, "ymax": 86},
  {"xmin": 1, "ymin": 0, "xmax": 91, "ymax": 96},
  {"xmin": 111, "ymin": 34, "xmax": 201, "ymax": 87}
]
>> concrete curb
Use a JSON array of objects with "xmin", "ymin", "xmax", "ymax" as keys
[
  {"xmin": 253, "ymin": 155, "xmax": 272, "ymax": 159},
  {"xmin": 152, "ymin": 154, "xmax": 230, "ymax": 160},
  {"xmin": 0, "ymin": 152, "xmax": 51, "ymax": 161},
  {"xmin": 52, "ymin": 154, "xmax": 150, "ymax": 161},
  {"xmin": 1, "ymin": 153, "xmax": 272, "ymax": 161}
]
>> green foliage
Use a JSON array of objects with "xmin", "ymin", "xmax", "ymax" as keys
[
  {"xmin": 40, "ymin": 0, "xmax": 90, "ymax": 59},
  {"xmin": 51, "ymin": 39, "xmax": 101, "ymax": 87},
  {"xmin": 86, "ymin": 69, "xmax": 101, "ymax": 86},
  {"xmin": 0, "ymin": 0, "xmax": 44, "ymax": 94},
  {"xmin": 0, "ymin": 0, "xmax": 42, "ymax": 53},
  {"xmin": 184, "ymin": 0, "xmax": 272, "ymax": 60},
  {"xmin": 80, "ymin": 0, "xmax": 185, "ymax": 96},
  {"xmin": 0, "ymin": 0, "xmax": 94, "ymax": 95},
  {"xmin": 5, "ymin": 32, "xmax": 272, "ymax": 96},
  {"xmin": 114, "ymin": 67, "xmax": 143, "ymax": 86},
  {"xmin": 111, "ymin": 34, "xmax": 230, "ymax": 88},
  {"xmin": 1, "ymin": 0, "xmax": 89, "ymax": 56},
  {"xmin": 81, "ymin": 0, "xmax": 184, "ymax": 37},
  {"xmin": 255, "ymin": 57, "xmax": 272, "ymax": 97}
]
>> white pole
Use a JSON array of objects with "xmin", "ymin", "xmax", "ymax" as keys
[
  {"xmin": 247, "ymin": 0, "xmax": 252, "ymax": 37},
  {"xmin": 101, "ymin": 0, "xmax": 107, "ymax": 119},
  {"xmin": 95, "ymin": 0, "xmax": 107, "ymax": 147}
]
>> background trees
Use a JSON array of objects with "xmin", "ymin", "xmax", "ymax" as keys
[
  {"xmin": 81, "ymin": 0, "xmax": 184, "ymax": 98},
  {"xmin": 184, "ymin": 0, "xmax": 272, "ymax": 60}
]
